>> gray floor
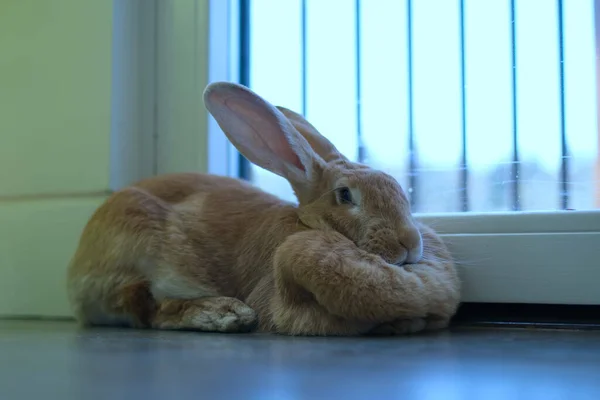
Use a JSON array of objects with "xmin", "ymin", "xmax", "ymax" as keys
[{"xmin": 2, "ymin": 321, "xmax": 600, "ymax": 400}]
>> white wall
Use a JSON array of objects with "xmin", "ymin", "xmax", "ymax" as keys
[
  {"xmin": 0, "ymin": 0, "xmax": 113, "ymax": 317},
  {"xmin": 0, "ymin": 0, "xmax": 214, "ymax": 318}
]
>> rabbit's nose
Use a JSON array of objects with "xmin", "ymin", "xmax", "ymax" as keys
[
  {"xmin": 405, "ymin": 245, "xmax": 423, "ymax": 264},
  {"xmin": 400, "ymin": 228, "xmax": 423, "ymax": 264},
  {"xmin": 392, "ymin": 245, "xmax": 422, "ymax": 265},
  {"xmin": 391, "ymin": 250, "xmax": 408, "ymax": 266}
]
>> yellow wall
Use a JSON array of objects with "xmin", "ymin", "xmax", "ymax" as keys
[{"xmin": 0, "ymin": 0, "xmax": 112, "ymax": 316}]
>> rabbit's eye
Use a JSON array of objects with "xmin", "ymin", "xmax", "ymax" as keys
[{"xmin": 337, "ymin": 187, "xmax": 353, "ymax": 205}]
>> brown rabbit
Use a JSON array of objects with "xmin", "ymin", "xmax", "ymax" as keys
[{"xmin": 66, "ymin": 82, "xmax": 460, "ymax": 336}]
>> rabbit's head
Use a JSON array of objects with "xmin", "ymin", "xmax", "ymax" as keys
[{"xmin": 204, "ymin": 82, "xmax": 422, "ymax": 265}]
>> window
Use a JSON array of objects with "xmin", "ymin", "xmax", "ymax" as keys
[
  {"xmin": 243, "ymin": 0, "xmax": 599, "ymax": 214},
  {"xmin": 161, "ymin": 0, "xmax": 600, "ymax": 306}
]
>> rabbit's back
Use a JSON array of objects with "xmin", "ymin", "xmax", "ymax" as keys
[{"xmin": 132, "ymin": 172, "xmax": 260, "ymax": 204}]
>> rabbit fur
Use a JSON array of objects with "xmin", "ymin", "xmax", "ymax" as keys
[{"xmin": 66, "ymin": 82, "xmax": 460, "ymax": 336}]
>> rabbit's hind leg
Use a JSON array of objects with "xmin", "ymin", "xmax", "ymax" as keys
[
  {"xmin": 69, "ymin": 274, "xmax": 157, "ymax": 329},
  {"xmin": 71, "ymin": 274, "xmax": 258, "ymax": 333},
  {"xmin": 151, "ymin": 297, "xmax": 258, "ymax": 333},
  {"xmin": 144, "ymin": 248, "xmax": 258, "ymax": 333}
]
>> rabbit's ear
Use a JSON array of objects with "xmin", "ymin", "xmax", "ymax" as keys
[
  {"xmin": 204, "ymin": 82, "xmax": 323, "ymax": 183},
  {"xmin": 276, "ymin": 106, "xmax": 346, "ymax": 162}
]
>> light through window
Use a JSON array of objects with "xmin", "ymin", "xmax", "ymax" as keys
[{"xmin": 241, "ymin": 0, "xmax": 598, "ymax": 213}]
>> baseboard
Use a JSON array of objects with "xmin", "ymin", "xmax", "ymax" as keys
[{"xmin": 452, "ymin": 302, "xmax": 600, "ymax": 330}]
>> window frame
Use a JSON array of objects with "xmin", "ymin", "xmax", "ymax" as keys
[
  {"xmin": 110, "ymin": 0, "xmax": 158, "ymax": 190},
  {"xmin": 151, "ymin": 0, "xmax": 600, "ymax": 306}
]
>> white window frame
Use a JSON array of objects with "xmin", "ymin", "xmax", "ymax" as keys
[
  {"xmin": 110, "ymin": 0, "xmax": 158, "ymax": 190},
  {"xmin": 113, "ymin": 0, "xmax": 236, "ymax": 184},
  {"xmin": 127, "ymin": 0, "xmax": 600, "ymax": 307}
]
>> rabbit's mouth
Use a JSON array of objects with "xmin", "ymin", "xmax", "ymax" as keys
[{"xmin": 359, "ymin": 227, "xmax": 411, "ymax": 266}]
